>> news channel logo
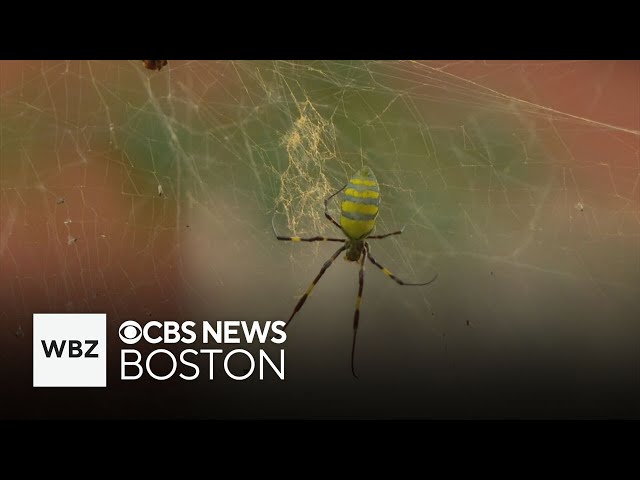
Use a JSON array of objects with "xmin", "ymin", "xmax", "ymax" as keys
[{"xmin": 32, "ymin": 313, "xmax": 107, "ymax": 387}]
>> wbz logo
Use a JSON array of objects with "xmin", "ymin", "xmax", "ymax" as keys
[
  {"xmin": 41, "ymin": 339, "xmax": 99, "ymax": 358},
  {"xmin": 33, "ymin": 313, "xmax": 106, "ymax": 387}
]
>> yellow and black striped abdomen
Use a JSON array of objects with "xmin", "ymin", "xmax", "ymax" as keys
[{"xmin": 340, "ymin": 167, "xmax": 381, "ymax": 240}]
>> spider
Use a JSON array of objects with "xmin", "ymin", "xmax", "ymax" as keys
[{"xmin": 273, "ymin": 166, "xmax": 438, "ymax": 378}]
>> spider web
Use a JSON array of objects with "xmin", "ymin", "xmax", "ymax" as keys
[{"xmin": 1, "ymin": 60, "xmax": 639, "ymax": 417}]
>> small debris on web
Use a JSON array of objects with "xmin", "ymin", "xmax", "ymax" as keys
[
  {"xmin": 64, "ymin": 218, "xmax": 72, "ymax": 225},
  {"xmin": 56, "ymin": 197, "xmax": 65, "ymax": 204},
  {"xmin": 15, "ymin": 325, "xmax": 24, "ymax": 338},
  {"xmin": 67, "ymin": 235, "xmax": 78, "ymax": 245},
  {"xmin": 575, "ymin": 202, "xmax": 584, "ymax": 212},
  {"xmin": 142, "ymin": 60, "xmax": 168, "ymax": 71},
  {"xmin": 158, "ymin": 185, "xmax": 164, "ymax": 197}
]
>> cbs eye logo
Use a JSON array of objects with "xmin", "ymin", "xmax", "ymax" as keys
[{"xmin": 119, "ymin": 320, "xmax": 142, "ymax": 344}]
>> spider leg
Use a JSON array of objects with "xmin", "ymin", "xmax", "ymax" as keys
[
  {"xmin": 285, "ymin": 244, "xmax": 348, "ymax": 329},
  {"xmin": 324, "ymin": 184, "xmax": 347, "ymax": 232},
  {"xmin": 272, "ymin": 216, "xmax": 344, "ymax": 242},
  {"xmin": 351, "ymin": 247, "xmax": 367, "ymax": 379},
  {"xmin": 367, "ymin": 226, "xmax": 405, "ymax": 240},
  {"xmin": 365, "ymin": 242, "xmax": 438, "ymax": 286}
]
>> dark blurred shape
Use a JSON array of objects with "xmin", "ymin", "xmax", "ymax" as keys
[{"xmin": 142, "ymin": 60, "xmax": 168, "ymax": 71}]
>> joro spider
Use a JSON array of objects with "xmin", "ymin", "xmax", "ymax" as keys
[{"xmin": 273, "ymin": 166, "xmax": 438, "ymax": 378}]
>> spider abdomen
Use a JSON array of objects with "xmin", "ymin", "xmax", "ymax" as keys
[{"xmin": 340, "ymin": 166, "xmax": 381, "ymax": 240}]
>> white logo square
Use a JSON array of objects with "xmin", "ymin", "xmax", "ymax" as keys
[{"xmin": 33, "ymin": 313, "xmax": 107, "ymax": 387}]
